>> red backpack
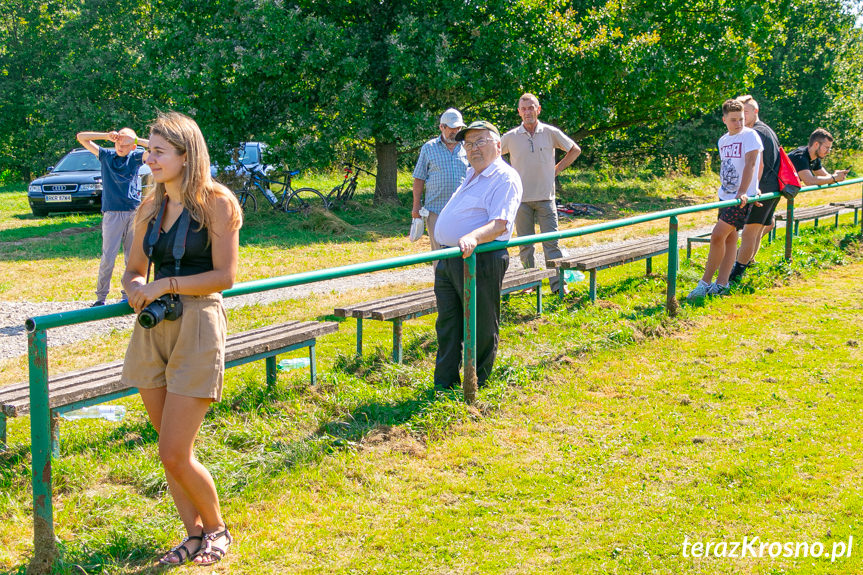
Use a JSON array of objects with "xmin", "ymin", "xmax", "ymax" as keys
[{"xmin": 777, "ymin": 147, "xmax": 802, "ymax": 199}]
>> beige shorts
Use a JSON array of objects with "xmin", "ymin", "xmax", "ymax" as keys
[{"xmin": 121, "ymin": 294, "xmax": 227, "ymax": 401}]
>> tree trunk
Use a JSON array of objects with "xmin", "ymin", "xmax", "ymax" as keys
[{"xmin": 373, "ymin": 140, "xmax": 399, "ymax": 205}]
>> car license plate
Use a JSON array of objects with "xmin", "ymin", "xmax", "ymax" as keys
[{"xmin": 45, "ymin": 194, "xmax": 72, "ymax": 203}]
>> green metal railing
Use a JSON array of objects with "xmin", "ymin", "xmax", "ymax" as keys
[{"xmin": 20, "ymin": 176, "xmax": 863, "ymax": 571}]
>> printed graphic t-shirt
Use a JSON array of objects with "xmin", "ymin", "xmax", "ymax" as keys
[{"xmin": 717, "ymin": 127, "xmax": 763, "ymax": 201}]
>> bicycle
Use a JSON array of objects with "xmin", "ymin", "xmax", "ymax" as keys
[
  {"xmin": 325, "ymin": 163, "xmax": 376, "ymax": 208},
  {"xmin": 556, "ymin": 202, "xmax": 605, "ymax": 218},
  {"xmin": 237, "ymin": 166, "xmax": 328, "ymax": 214}
]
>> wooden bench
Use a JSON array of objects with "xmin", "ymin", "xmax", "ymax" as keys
[
  {"xmin": 830, "ymin": 198, "xmax": 862, "ymax": 225},
  {"xmin": 334, "ymin": 268, "xmax": 555, "ymax": 363},
  {"xmin": 548, "ymin": 237, "xmax": 669, "ymax": 302},
  {"xmin": 0, "ymin": 320, "xmax": 338, "ymax": 455},
  {"xmin": 774, "ymin": 204, "xmax": 842, "ymax": 236}
]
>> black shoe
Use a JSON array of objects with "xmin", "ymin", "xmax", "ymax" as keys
[
  {"xmin": 728, "ymin": 262, "xmax": 748, "ymax": 284},
  {"xmin": 90, "ymin": 300, "xmax": 105, "ymax": 307}
]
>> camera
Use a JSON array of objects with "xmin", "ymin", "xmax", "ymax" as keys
[{"xmin": 138, "ymin": 294, "xmax": 183, "ymax": 329}]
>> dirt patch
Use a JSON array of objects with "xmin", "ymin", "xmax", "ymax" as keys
[
  {"xmin": 4, "ymin": 225, "xmax": 97, "ymax": 246},
  {"xmin": 361, "ymin": 424, "xmax": 427, "ymax": 458}
]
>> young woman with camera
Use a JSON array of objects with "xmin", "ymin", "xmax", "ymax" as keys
[{"xmin": 121, "ymin": 111, "xmax": 242, "ymax": 566}]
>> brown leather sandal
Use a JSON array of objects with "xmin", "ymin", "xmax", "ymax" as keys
[
  {"xmin": 194, "ymin": 527, "xmax": 233, "ymax": 566},
  {"xmin": 158, "ymin": 534, "xmax": 203, "ymax": 566}
]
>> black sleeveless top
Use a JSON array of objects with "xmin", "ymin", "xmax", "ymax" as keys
[{"xmin": 146, "ymin": 213, "xmax": 214, "ymax": 280}]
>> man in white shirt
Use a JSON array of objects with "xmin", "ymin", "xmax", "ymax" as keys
[
  {"xmin": 688, "ymin": 99, "xmax": 762, "ymax": 299},
  {"xmin": 433, "ymin": 121, "xmax": 523, "ymax": 389},
  {"xmin": 501, "ymin": 93, "xmax": 580, "ymax": 293}
]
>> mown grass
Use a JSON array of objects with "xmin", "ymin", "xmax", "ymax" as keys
[{"xmin": 0, "ymin": 215, "xmax": 861, "ymax": 573}]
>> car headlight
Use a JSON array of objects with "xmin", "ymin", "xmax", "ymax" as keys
[
  {"xmin": 79, "ymin": 183, "xmax": 102, "ymax": 191},
  {"xmin": 29, "ymin": 184, "xmax": 41, "ymax": 193}
]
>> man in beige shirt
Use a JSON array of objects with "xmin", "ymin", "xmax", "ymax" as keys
[{"xmin": 501, "ymin": 93, "xmax": 580, "ymax": 294}]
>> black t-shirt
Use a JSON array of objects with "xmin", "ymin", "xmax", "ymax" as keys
[
  {"xmin": 146, "ymin": 214, "xmax": 214, "ymax": 280},
  {"xmin": 787, "ymin": 145, "xmax": 821, "ymax": 174},
  {"xmin": 752, "ymin": 120, "xmax": 780, "ymax": 194}
]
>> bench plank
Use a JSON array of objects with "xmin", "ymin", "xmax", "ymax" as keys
[
  {"xmin": 547, "ymin": 237, "xmax": 671, "ymax": 302},
  {"xmin": 0, "ymin": 320, "xmax": 338, "ymax": 420},
  {"xmin": 336, "ymin": 267, "xmax": 556, "ymax": 362}
]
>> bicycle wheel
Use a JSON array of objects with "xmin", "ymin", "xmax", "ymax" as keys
[
  {"xmin": 236, "ymin": 189, "xmax": 257, "ymax": 213},
  {"xmin": 285, "ymin": 187, "xmax": 329, "ymax": 214}
]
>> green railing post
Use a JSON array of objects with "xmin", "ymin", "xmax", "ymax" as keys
[
  {"xmin": 666, "ymin": 216, "xmax": 679, "ymax": 316},
  {"xmin": 462, "ymin": 253, "xmax": 478, "ymax": 404},
  {"xmin": 28, "ymin": 328, "xmax": 55, "ymax": 574},
  {"xmin": 784, "ymin": 197, "xmax": 795, "ymax": 261}
]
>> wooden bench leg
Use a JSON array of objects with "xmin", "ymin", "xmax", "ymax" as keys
[
  {"xmin": 646, "ymin": 257, "xmax": 653, "ymax": 275},
  {"xmin": 814, "ymin": 218, "xmax": 819, "ymax": 230},
  {"xmin": 835, "ymin": 213, "xmax": 839, "ymax": 228},
  {"xmin": 589, "ymin": 270, "xmax": 597, "ymax": 303},
  {"xmin": 266, "ymin": 356, "xmax": 277, "ymax": 390},
  {"xmin": 356, "ymin": 318, "xmax": 363, "ymax": 357},
  {"xmin": 309, "ymin": 344, "xmax": 317, "ymax": 385},
  {"xmin": 557, "ymin": 269, "xmax": 565, "ymax": 298},
  {"xmin": 854, "ymin": 208, "xmax": 859, "ymax": 226},
  {"xmin": 51, "ymin": 414, "xmax": 60, "ymax": 458},
  {"xmin": 794, "ymin": 220, "xmax": 799, "ymax": 236},
  {"xmin": 392, "ymin": 318, "xmax": 403, "ymax": 364},
  {"xmin": 686, "ymin": 238, "xmax": 692, "ymax": 259},
  {"xmin": 0, "ymin": 413, "xmax": 6, "ymax": 452}
]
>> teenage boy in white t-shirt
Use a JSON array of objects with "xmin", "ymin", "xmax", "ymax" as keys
[{"xmin": 688, "ymin": 99, "xmax": 763, "ymax": 299}]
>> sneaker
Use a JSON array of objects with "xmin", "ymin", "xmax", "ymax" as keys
[
  {"xmin": 707, "ymin": 282, "xmax": 728, "ymax": 296},
  {"xmin": 687, "ymin": 280, "xmax": 711, "ymax": 300},
  {"xmin": 90, "ymin": 300, "xmax": 105, "ymax": 307},
  {"xmin": 728, "ymin": 262, "xmax": 748, "ymax": 284}
]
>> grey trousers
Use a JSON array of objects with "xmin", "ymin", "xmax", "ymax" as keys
[
  {"xmin": 515, "ymin": 199, "xmax": 564, "ymax": 292},
  {"xmin": 96, "ymin": 210, "xmax": 135, "ymax": 301}
]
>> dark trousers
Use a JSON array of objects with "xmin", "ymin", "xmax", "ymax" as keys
[{"xmin": 433, "ymin": 248, "xmax": 509, "ymax": 387}]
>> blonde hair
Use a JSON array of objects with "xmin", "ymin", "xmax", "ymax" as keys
[
  {"xmin": 736, "ymin": 94, "xmax": 759, "ymax": 111},
  {"xmin": 137, "ymin": 111, "xmax": 242, "ymax": 235}
]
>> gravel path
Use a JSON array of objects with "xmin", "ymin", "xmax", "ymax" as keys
[{"xmin": 0, "ymin": 225, "xmax": 716, "ymax": 362}]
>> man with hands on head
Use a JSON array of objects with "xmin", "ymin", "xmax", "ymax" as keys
[
  {"xmin": 77, "ymin": 128, "xmax": 149, "ymax": 307},
  {"xmin": 432, "ymin": 121, "xmax": 523, "ymax": 390},
  {"xmin": 787, "ymin": 128, "xmax": 849, "ymax": 187}
]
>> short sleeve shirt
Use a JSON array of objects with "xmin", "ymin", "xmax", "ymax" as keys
[
  {"xmin": 434, "ymin": 157, "xmax": 523, "ymax": 247},
  {"xmin": 717, "ymin": 127, "xmax": 763, "ymax": 200},
  {"xmin": 411, "ymin": 137, "xmax": 469, "ymax": 214},
  {"xmin": 500, "ymin": 122, "xmax": 576, "ymax": 202},
  {"xmin": 787, "ymin": 145, "xmax": 821, "ymax": 174},
  {"xmin": 98, "ymin": 147, "xmax": 146, "ymax": 212}
]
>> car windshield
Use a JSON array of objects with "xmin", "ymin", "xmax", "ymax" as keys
[
  {"xmin": 53, "ymin": 153, "xmax": 101, "ymax": 173},
  {"xmin": 239, "ymin": 145, "xmax": 260, "ymax": 166}
]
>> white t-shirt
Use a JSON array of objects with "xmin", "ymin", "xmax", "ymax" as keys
[{"xmin": 717, "ymin": 127, "xmax": 763, "ymax": 201}]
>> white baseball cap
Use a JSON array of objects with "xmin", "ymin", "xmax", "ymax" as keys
[{"xmin": 439, "ymin": 108, "xmax": 466, "ymax": 129}]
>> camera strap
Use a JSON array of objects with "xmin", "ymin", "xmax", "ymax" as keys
[{"xmin": 145, "ymin": 196, "xmax": 191, "ymax": 283}]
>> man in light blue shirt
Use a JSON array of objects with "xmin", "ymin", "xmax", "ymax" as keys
[
  {"xmin": 433, "ymin": 121, "xmax": 522, "ymax": 390},
  {"xmin": 412, "ymin": 108, "xmax": 469, "ymax": 252}
]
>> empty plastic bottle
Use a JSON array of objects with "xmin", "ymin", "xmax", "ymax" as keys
[
  {"xmin": 278, "ymin": 357, "xmax": 311, "ymax": 371},
  {"xmin": 564, "ymin": 270, "xmax": 586, "ymax": 283},
  {"xmin": 61, "ymin": 405, "xmax": 126, "ymax": 422}
]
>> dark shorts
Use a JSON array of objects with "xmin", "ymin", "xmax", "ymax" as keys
[
  {"xmin": 746, "ymin": 197, "xmax": 780, "ymax": 226},
  {"xmin": 718, "ymin": 204, "xmax": 751, "ymax": 231}
]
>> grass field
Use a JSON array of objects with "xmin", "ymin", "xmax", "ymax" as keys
[{"xmin": 0, "ymin": 167, "xmax": 862, "ymax": 573}]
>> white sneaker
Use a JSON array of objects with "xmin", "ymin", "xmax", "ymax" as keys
[
  {"xmin": 687, "ymin": 280, "xmax": 711, "ymax": 300},
  {"xmin": 708, "ymin": 282, "xmax": 729, "ymax": 296}
]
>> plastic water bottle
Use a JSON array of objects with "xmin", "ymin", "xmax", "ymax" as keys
[
  {"xmin": 61, "ymin": 405, "xmax": 126, "ymax": 422},
  {"xmin": 564, "ymin": 270, "xmax": 586, "ymax": 283},
  {"xmin": 278, "ymin": 357, "xmax": 310, "ymax": 371}
]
